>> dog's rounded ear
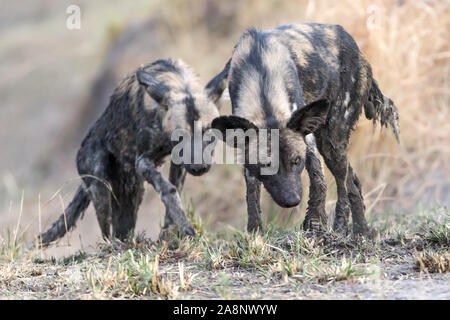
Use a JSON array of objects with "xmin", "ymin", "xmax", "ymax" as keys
[
  {"xmin": 137, "ymin": 69, "xmax": 171, "ymax": 106},
  {"xmin": 287, "ymin": 99, "xmax": 330, "ymax": 135},
  {"xmin": 212, "ymin": 116, "xmax": 258, "ymax": 138},
  {"xmin": 205, "ymin": 59, "xmax": 231, "ymax": 104},
  {"xmin": 211, "ymin": 115, "xmax": 258, "ymax": 148}
]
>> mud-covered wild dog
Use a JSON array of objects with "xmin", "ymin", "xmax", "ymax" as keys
[
  {"xmin": 208, "ymin": 23, "xmax": 399, "ymax": 237},
  {"xmin": 39, "ymin": 59, "xmax": 220, "ymax": 246}
]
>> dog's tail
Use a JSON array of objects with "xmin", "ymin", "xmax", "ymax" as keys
[
  {"xmin": 364, "ymin": 78, "xmax": 400, "ymax": 142},
  {"xmin": 37, "ymin": 185, "xmax": 90, "ymax": 247}
]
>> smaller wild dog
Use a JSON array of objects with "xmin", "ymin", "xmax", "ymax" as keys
[
  {"xmin": 39, "ymin": 59, "xmax": 220, "ymax": 246},
  {"xmin": 207, "ymin": 23, "xmax": 399, "ymax": 238}
]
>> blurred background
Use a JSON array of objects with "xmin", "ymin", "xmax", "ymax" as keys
[{"xmin": 1, "ymin": 0, "xmax": 448, "ymax": 257}]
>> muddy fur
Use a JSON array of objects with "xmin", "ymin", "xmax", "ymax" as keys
[
  {"xmin": 39, "ymin": 59, "xmax": 219, "ymax": 246},
  {"xmin": 209, "ymin": 23, "xmax": 400, "ymax": 237}
]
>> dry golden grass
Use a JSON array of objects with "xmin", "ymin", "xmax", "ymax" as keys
[
  {"xmin": 1, "ymin": 206, "xmax": 448, "ymax": 299},
  {"xmin": 414, "ymin": 251, "xmax": 450, "ymax": 273}
]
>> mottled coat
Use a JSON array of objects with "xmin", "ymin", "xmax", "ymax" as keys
[
  {"xmin": 209, "ymin": 23, "xmax": 399, "ymax": 236},
  {"xmin": 39, "ymin": 59, "xmax": 219, "ymax": 245}
]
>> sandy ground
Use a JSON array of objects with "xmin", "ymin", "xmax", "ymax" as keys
[
  {"xmin": 2, "ymin": 260, "xmax": 448, "ymax": 300},
  {"xmin": 175, "ymin": 263, "xmax": 450, "ymax": 299}
]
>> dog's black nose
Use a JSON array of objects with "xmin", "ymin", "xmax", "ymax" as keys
[
  {"xmin": 189, "ymin": 164, "xmax": 210, "ymax": 176},
  {"xmin": 276, "ymin": 192, "xmax": 301, "ymax": 208}
]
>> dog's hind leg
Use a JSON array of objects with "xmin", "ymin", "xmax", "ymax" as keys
[
  {"xmin": 78, "ymin": 150, "xmax": 113, "ymax": 239},
  {"xmin": 110, "ymin": 167, "xmax": 145, "ymax": 241},
  {"xmin": 346, "ymin": 164, "xmax": 376, "ymax": 238},
  {"xmin": 315, "ymin": 129, "xmax": 351, "ymax": 236}
]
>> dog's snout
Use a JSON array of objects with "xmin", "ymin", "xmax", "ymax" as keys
[{"xmin": 187, "ymin": 164, "xmax": 210, "ymax": 176}]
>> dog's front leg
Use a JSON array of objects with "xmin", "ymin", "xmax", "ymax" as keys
[{"xmin": 136, "ymin": 156, "xmax": 195, "ymax": 238}]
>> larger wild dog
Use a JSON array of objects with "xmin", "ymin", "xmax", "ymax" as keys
[
  {"xmin": 39, "ymin": 59, "xmax": 220, "ymax": 246},
  {"xmin": 208, "ymin": 23, "xmax": 399, "ymax": 237}
]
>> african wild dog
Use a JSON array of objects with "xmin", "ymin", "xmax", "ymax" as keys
[
  {"xmin": 39, "ymin": 59, "xmax": 220, "ymax": 246},
  {"xmin": 207, "ymin": 23, "xmax": 399, "ymax": 237}
]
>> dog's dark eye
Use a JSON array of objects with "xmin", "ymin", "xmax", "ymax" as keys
[
  {"xmin": 262, "ymin": 162, "xmax": 271, "ymax": 168},
  {"xmin": 293, "ymin": 157, "xmax": 301, "ymax": 165}
]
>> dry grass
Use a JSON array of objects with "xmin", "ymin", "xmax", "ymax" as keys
[
  {"xmin": 414, "ymin": 251, "xmax": 450, "ymax": 273},
  {"xmin": 1, "ymin": 205, "xmax": 448, "ymax": 299}
]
